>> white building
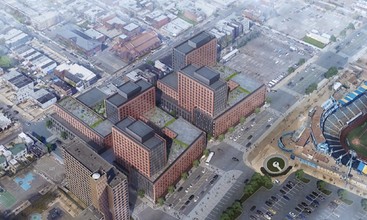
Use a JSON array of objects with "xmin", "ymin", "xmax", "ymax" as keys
[
  {"xmin": 32, "ymin": 89, "xmax": 57, "ymax": 109},
  {"xmin": 32, "ymin": 11, "xmax": 60, "ymax": 30},
  {"xmin": 56, "ymin": 63, "xmax": 98, "ymax": 91},
  {"xmin": 8, "ymin": 143, "xmax": 27, "ymax": 160},
  {"xmin": 1, "ymin": 70, "xmax": 34, "ymax": 103},
  {"xmin": 0, "ymin": 28, "xmax": 31, "ymax": 49}
]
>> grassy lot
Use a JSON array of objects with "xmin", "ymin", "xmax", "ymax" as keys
[
  {"xmin": 346, "ymin": 122, "xmax": 367, "ymax": 158},
  {"xmin": 302, "ymin": 36, "xmax": 326, "ymax": 48}
]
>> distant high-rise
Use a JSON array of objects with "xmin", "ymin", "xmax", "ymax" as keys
[
  {"xmin": 62, "ymin": 140, "xmax": 129, "ymax": 220},
  {"xmin": 172, "ymin": 31, "xmax": 217, "ymax": 71}
]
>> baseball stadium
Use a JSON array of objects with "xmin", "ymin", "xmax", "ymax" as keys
[{"xmin": 319, "ymin": 81, "xmax": 367, "ymax": 173}]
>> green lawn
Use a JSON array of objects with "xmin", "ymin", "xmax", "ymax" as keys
[
  {"xmin": 302, "ymin": 36, "xmax": 326, "ymax": 48},
  {"xmin": 0, "ymin": 190, "xmax": 17, "ymax": 209},
  {"xmin": 346, "ymin": 122, "xmax": 367, "ymax": 158}
]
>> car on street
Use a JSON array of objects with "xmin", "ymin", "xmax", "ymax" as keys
[
  {"xmin": 246, "ymin": 142, "xmax": 252, "ymax": 148},
  {"xmin": 194, "ymin": 196, "xmax": 199, "ymax": 202},
  {"xmin": 180, "ymin": 205, "xmax": 186, "ymax": 211},
  {"xmin": 209, "ymin": 179, "xmax": 215, "ymax": 185},
  {"xmin": 247, "ymin": 135, "xmax": 253, "ymax": 140},
  {"xmin": 213, "ymin": 174, "xmax": 219, "ymax": 180},
  {"xmin": 177, "ymin": 187, "xmax": 183, "ymax": 192},
  {"xmin": 283, "ymin": 195, "xmax": 290, "ymax": 201},
  {"xmin": 250, "ymin": 205, "xmax": 256, "ymax": 211},
  {"xmin": 189, "ymin": 195, "xmax": 194, "ymax": 200},
  {"xmin": 185, "ymin": 200, "xmax": 190, "ymax": 205}
]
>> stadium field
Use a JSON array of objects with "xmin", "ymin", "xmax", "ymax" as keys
[{"xmin": 346, "ymin": 122, "xmax": 367, "ymax": 158}]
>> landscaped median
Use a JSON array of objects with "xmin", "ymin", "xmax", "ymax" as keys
[{"xmin": 220, "ymin": 173, "xmax": 273, "ymax": 220}]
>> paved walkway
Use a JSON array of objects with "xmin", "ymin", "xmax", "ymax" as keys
[{"xmin": 186, "ymin": 170, "xmax": 242, "ymax": 220}]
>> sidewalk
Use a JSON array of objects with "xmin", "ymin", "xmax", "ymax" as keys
[{"xmin": 186, "ymin": 170, "xmax": 242, "ymax": 220}]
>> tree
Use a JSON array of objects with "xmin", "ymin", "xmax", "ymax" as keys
[
  {"xmin": 218, "ymin": 134, "xmax": 225, "ymax": 141},
  {"xmin": 228, "ymin": 127, "xmax": 235, "ymax": 133},
  {"xmin": 181, "ymin": 172, "xmax": 188, "ymax": 180},
  {"xmin": 297, "ymin": 58, "xmax": 306, "ymax": 66},
  {"xmin": 60, "ymin": 131, "xmax": 68, "ymax": 140},
  {"xmin": 324, "ymin": 67, "xmax": 338, "ymax": 78},
  {"xmin": 46, "ymin": 143, "xmax": 52, "ymax": 153},
  {"xmin": 0, "ymin": 56, "xmax": 11, "ymax": 69},
  {"xmin": 330, "ymin": 35, "xmax": 337, "ymax": 42},
  {"xmin": 240, "ymin": 116, "xmax": 246, "ymax": 124},
  {"xmin": 305, "ymin": 83, "xmax": 317, "ymax": 94},
  {"xmin": 348, "ymin": 23, "xmax": 355, "ymax": 30},
  {"xmin": 265, "ymin": 97, "xmax": 272, "ymax": 104},
  {"xmin": 337, "ymin": 189, "xmax": 347, "ymax": 199},
  {"xmin": 262, "ymin": 175, "xmax": 273, "ymax": 189},
  {"xmin": 203, "ymin": 149, "xmax": 209, "ymax": 157},
  {"xmin": 232, "ymin": 201, "xmax": 242, "ymax": 212},
  {"xmin": 254, "ymin": 107, "xmax": 260, "ymax": 114},
  {"xmin": 340, "ymin": 29, "xmax": 347, "ymax": 36},
  {"xmin": 138, "ymin": 189, "xmax": 145, "ymax": 198},
  {"xmin": 193, "ymin": 159, "xmax": 200, "ymax": 168},
  {"xmin": 146, "ymin": 60, "xmax": 154, "ymax": 65},
  {"xmin": 295, "ymin": 169, "xmax": 304, "ymax": 180},
  {"xmin": 220, "ymin": 213, "xmax": 231, "ymax": 220},
  {"xmin": 168, "ymin": 185, "xmax": 175, "ymax": 194},
  {"xmin": 157, "ymin": 197, "xmax": 165, "ymax": 206},
  {"xmin": 361, "ymin": 198, "xmax": 367, "ymax": 211},
  {"xmin": 46, "ymin": 120, "xmax": 53, "ymax": 129},
  {"xmin": 317, "ymin": 180, "xmax": 326, "ymax": 189},
  {"xmin": 288, "ymin": 67, "xmax": 296, "ymax": 74}
]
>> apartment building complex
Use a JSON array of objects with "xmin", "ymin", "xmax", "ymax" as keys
[{"xmin": 62, "ymin": 140, "xmax": 129, "ymax": 220}]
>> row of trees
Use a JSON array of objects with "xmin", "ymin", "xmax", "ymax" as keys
[
  {"xmin": 324, "ymin": 67, "xmax": 338, "ymax": 78},
  {"xmin": 220, "ymin": 201, "xmax": 242, "ymax": 220}
]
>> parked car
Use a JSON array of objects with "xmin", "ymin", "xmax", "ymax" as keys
[
  {"xmin": 250, "ymin": 205, "xmax": 256, "ymax": 211},
  {"xmin": 283, "ymin": 195, "xmax": 290, "ymax": 201}
]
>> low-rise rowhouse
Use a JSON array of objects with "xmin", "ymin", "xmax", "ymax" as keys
[{"xmin": 1, "ymin": 70, "xmax": 34, "ymax": 103}]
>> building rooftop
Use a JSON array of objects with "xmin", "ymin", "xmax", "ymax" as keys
[
  {"xmin": 57, "ymin": 97, "xmax": 112, "ymax": 137},
  {"xmin": 50, "ymin": 113, "xmax": 105, "ymax": 153},
  {"xmin": 56, "ymin": 25, "xmax": 102, "ymax": 51},
  {"xmin": 160, "ymin": 73, "xmax": 178, "ymax": 90},
  {"xmin": 63, "ymin": 140, "xmax": 127, "ymax": 188},
  {"xmin": 106, "ymin": 79, "xmax": 152, "ymax": 107},
  {"xmin": 2, "ymin": 70, "xmax": 22, "ymax": 81},
  {"xmin": 8, "ymin": 74, "xmax": 33, "ymax": 89},
  {"xmin": 143, "ymin": 107, "xmax": 175, "ymax": 129},
  {"xmin": 174, "ymin": 31, "xmax": 215, "ymax": 54},
  {"xmin": 115, "ymin": 117, "xmax": 164, "ymax": 150},
  {"xmin": 36, "ymin": 93, "xmax": 56, "ymax": 104},
  {"xmin": 123, "ymin": 23, "xmax": 139, "ymax": 32},
  {"xmin": 77, "ymin": 88, "xmax": 107, "ymax": 109},
  {"xmin": 76, "ymin": 206, "xmax": 103, "ymax": 220},
  {"xmin": 180, "ymin": 65, "xmax": 226, "ymax": 90},
  {"xmin": 149, "ymin": 117, "xmax": 204, "ymax": 181},
  {"xmin": 9, "ymin": 143, "xmax": 26, "ymax": 155},
  {"xmin": 84, "ymin": 29, "xmax": 104, "ymax": 40}
]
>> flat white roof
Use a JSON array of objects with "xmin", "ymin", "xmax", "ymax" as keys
[{"xmin": 56, "ymin": 63, "xmax": 96, "ymax": 81}]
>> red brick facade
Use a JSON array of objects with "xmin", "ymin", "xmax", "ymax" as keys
[
  {"xmin": 153, "ymin": 133, "xmax": 206, "ymax": 200},
  {"xmin": 112, "ymin": 127, "xmax": 166, "ymax": 178},
  {"xmin": 178, "ymin": 72, "xmax": 216, "ymax": 116},
  {"xmin": 213, "ymin": 85, "xmax": 266, "ymax": 137},
  {"xmin": 118, "ymin": 87, "xmax": 156, "ymax": 121},
  {"xmin": 157, "ymin": 81, "xmax": 178, "ymax": 101},
  {"xmin": 186, "ymin": 38, "xmax": 217, "ymax": 68},
  {"xmin": 54, "ymin": 105, "xmax": 112, "ymax": 148}
]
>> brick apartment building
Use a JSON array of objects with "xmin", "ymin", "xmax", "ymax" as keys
[
  {"xmin": 112, "ymin": 116, "xmax": 206, "ymax": 201},
  {"xmin": 62, "ymin": 140, "xmax": 129, "ymax": 220},
  {"xmin": 172, "ymin": 31, "xmax": 217, "ymax": 71},
  {"xmin": 158, "ymin": 64, "xmax": 266, "ymax": 137},
  {"xmin": 52, "ymin": 96, "xmax": 113, "ymax": 152},
  {"xmin": 112, "ymin": 117, "xmax": 167, "ymax": 178},
  {"xmin": 106, "ymin": 79, "xmax": 155, "ymax": 123}
]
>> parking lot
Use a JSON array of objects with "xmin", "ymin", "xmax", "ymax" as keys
[
  {"xmin": 267, "ymin": 1, "xmax": 353, "ymax": 39},
  {"xmin": 241, "ymin": 173, "xmax": 367, "ymax": 220},
  {"xmin": 227, "ymin": 29, "xmax": 313, "ymax": 85}
]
